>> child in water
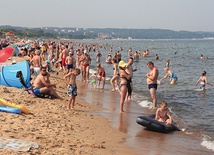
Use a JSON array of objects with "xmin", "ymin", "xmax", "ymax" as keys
[
  {"xmin": 155, "ymin": 101, "xmax": 172, "ymax": 125},
  {"xmin": 90, "ymin": 72, "xmax": 97, "ymax": 89}
]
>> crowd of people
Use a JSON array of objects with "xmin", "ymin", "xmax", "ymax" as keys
[{"xmin": 1, "ymin": 38, "xmax": 212, "ymax": 125}]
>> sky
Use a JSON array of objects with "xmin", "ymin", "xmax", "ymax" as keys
[{"xmin": 1, "ymin": 0, "xmax": 214, "ymax": 32}]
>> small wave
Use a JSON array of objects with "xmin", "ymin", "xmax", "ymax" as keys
[
  {"xmin": 201, "ymin": 135, "xmax": 214, "ymax": 152},
  {"xmin": 138, "ymin": 100, "xmax": 153, "ymax": 109},
  {"xmin": 89, "ymin": 69, "xmax": 96, "ymax": 74}
]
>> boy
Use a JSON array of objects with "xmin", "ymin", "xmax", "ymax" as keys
[
  {"xmin": 155, "ymin": 101, "xmax": 172, "ymax": 125},
  {"xmin": 97, "ymin": 64, "xmax": 106, "ymax": 89},
  {"xmin": 64, "ymin": 68, "xmax": 81, "ymax": 110}
]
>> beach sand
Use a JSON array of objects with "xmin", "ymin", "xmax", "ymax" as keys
[{"xmin": 0, "ymin": 71, "xmax": 139, "ymax": 155}]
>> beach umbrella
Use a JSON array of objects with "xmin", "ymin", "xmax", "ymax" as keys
[
  {"xmin": 9, "ymin": 44, "xmax": 19, "ymax": 56},
  {"xmin": 0, "ymin": 47, "xmax": 14, "ymax": 63}
]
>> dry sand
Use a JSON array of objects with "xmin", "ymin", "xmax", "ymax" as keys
[{"xmin": 0, "ymin": 72, "xmax": 139, "ymax": 155}]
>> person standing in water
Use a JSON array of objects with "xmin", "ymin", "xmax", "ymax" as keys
[
  {"xmin": 195, "ymin": 71, "xmax": 212, "ymax": 91},
  {"xmin": 118, "ymin": 60, "xmax": 131, "ymax": 113},
  {"xmin": 159, "ymin": 68, "xmax": 178, "ymax": 85},
  {"xmin": 146, "ymin": 61, "xmax": 159, "ymax": 108}
]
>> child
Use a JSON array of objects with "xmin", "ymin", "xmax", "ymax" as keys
[
  {"xmin": 97, "ymin": 64, "xmax": 106, "ymax": 89},
  {"xmin": 90, "ymin": 72, "xmax": 97, "ymax": 89},
  {"xmin": 166, "ymin": 59, "xmax": 170, "ymax": 68},
  {"xmin": 64, "ymin": 68, "xmax": 81, "ymax": 110},
  {"xmin": 155, "ymin": 101, "xmax": 172, "ymax": 125}
]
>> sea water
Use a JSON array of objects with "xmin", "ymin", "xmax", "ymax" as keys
[{"xmin": 74, "ymin": 38, "xmax": 214, "ymax": 154}]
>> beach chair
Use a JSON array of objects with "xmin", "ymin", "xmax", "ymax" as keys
[{"xmin": 16, "ymin": 71, "xmax": 53, "ymax": 99}]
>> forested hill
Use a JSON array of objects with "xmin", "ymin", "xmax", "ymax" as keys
[{"xmin": 1, "ymin": 25, "xmax": 214, "ymax": 39}]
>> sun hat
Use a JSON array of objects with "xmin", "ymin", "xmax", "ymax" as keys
[{"xmin": 118, "ymin": 60, "xmax": 127, "ymax": 68}]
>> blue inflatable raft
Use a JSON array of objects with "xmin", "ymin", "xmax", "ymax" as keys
[{"xmin": 0, "ymin": 105, "xmax": 21, "ymax": 114}]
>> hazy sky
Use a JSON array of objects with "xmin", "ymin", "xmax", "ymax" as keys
[{"xmin": 1, "ymin": 0, "xmax": 214, "ymax": 32}]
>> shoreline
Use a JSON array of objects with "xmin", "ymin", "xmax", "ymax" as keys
[{"xmin": 0, "ymin": 73, "xmax": 140, "ymax": 155}]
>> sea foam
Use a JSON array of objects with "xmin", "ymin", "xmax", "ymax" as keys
[
  {"xmin": 201, "ymin": 135, "xmax": 214, "ymax": 152},
  {"xmin": 138, "ymin": 100, "xmax": 153, "ymax": 109}
]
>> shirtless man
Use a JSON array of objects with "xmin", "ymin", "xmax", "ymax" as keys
[
  {"xmin": 97, "ymin": 63, "xmax": 106, "ymax": 89},
  {"xmin": 31, "ymin": 50, "xmax": 41, "ymax": 80},
  {"xmin": 126, "ymin": 57, "xmax": 137, "ymax": 100},
  {"xmin": 146, "ymin": 61, "xmax": 159, "ymax": 108},
  {"xmin": 61, "ymin": 45, "xmax": 69, "ymax": 74},
  {"xmin": 65, "ymin": 52, "xmax": 74, "ymax": 74},
  {"xmin": 117, "ymin": 51, "xmax": 122, "ymax": 62},
  {"xmin": 79, "ymin": 50, "xmax": 91, "ymax": 82},
  {"xmin": 133, "ymin": 51, "xmax": 140, "ymax": 62},
  {"xmin": 96, "ymin": 50, "xmax": 102, "ymax": 63},
  {"xmin": 33, "ymin": 66, "xmax": 62, "ymax": 99}
]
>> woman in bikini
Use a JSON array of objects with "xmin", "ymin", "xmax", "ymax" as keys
[
  {"xmin": 195, "ymin": 71, "xmax": 212, "ymax": 91},
  {"xmin": 118, "ymin": 60, "xmax": 131, "ymax": 113}
]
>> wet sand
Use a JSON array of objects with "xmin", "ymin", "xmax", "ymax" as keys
[{"xmin": 80, "ymin": 82, "xmax": 214, "ymax": 155}]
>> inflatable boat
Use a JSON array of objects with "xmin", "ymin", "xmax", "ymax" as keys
[
  {"xmin": 0, "ymin": 98, "xmax": 29, "ymax": 114},
  {"xmin": 0, "ymin": 105, "xmax": 21, "ymax": 114},
  {"xmin": 136, "ymin": 114, "xmax": 179, "ymax": 133}
]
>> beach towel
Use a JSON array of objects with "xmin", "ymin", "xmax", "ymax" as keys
[{"xmin": 0, "ymin": 138, "xmax": 39, "ymax": 152}]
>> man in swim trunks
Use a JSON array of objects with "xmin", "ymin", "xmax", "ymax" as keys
[
  {"xmin": 97, "ymin": 63, "xmax": 106, "ymax": 89},
  {"xmin": 61, "ymin": 45, "xmax": 69, "ymax": 74},
  {"xmin": 65, "ymin": 52, "xmax": 74, "ymax": 74},
  {"xmin": 125, "ymin": 57, "xmax": 137, "ymax": 100},
  {"xmin": 33, "ymin": 66, "xmax": 62, "ymax": 99},
  {"xmin": 31, "ymin": 50, "xmax": 42, "ymax": 80},
  {"xmin": 146, "ymin": 61, "xmax": 159, "ymax": 108}
]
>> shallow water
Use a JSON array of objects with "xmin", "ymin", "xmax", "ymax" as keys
[{"xmin": 76, "ymin": 39, "xmax": 214, "ymax": 154}]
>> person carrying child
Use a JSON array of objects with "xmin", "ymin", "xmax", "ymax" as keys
[{"xmin": 64, "ymin": 68, "xmax": 81, "ymax": 110}]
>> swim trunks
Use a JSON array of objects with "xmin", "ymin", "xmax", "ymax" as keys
[
  {"xmin": 91, "ymin": 79, "xmax": 96, "ymax": 84},
  {"xmin": 82, "ymin": 63, "xmax": 89, "ymax": 67},
  {"xmin": 99, "ymin": 71, "xmax": 106, "ymax": 77},
  {"xmin": 34, "ymin": 67, "xmax": 40, "ymax": 79},
  {"xmin": 33, "ymin": 88, "xmax": 41, "ymax": 95},
  {"xmin": 148, "ymin": 84, "xmax": 158, "ymax": 90},
  {"xmin": 66, "ymin": 64, "xmax": 74, "ymax": 70},
  {"xmin": 67, "ymin": 84, "xmax": 77, "ymax": 96},
  {"xmin": 62, "ymin": 58, "xmax": 66, "ymax": 67}
]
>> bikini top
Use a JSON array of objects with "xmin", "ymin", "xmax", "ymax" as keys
[{"xmin": 200, "ymin": 79, "xmax": 205, "ymax": 82}]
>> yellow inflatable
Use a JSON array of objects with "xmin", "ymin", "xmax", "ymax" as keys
[{"xmin": 0, "ymin": 98, "xmax": 30, "ymax": 114}]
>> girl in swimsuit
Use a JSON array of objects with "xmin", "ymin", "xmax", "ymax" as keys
[{"xmin": 195, "ymin": 71, "xmax": 212, "ymax": 91}]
